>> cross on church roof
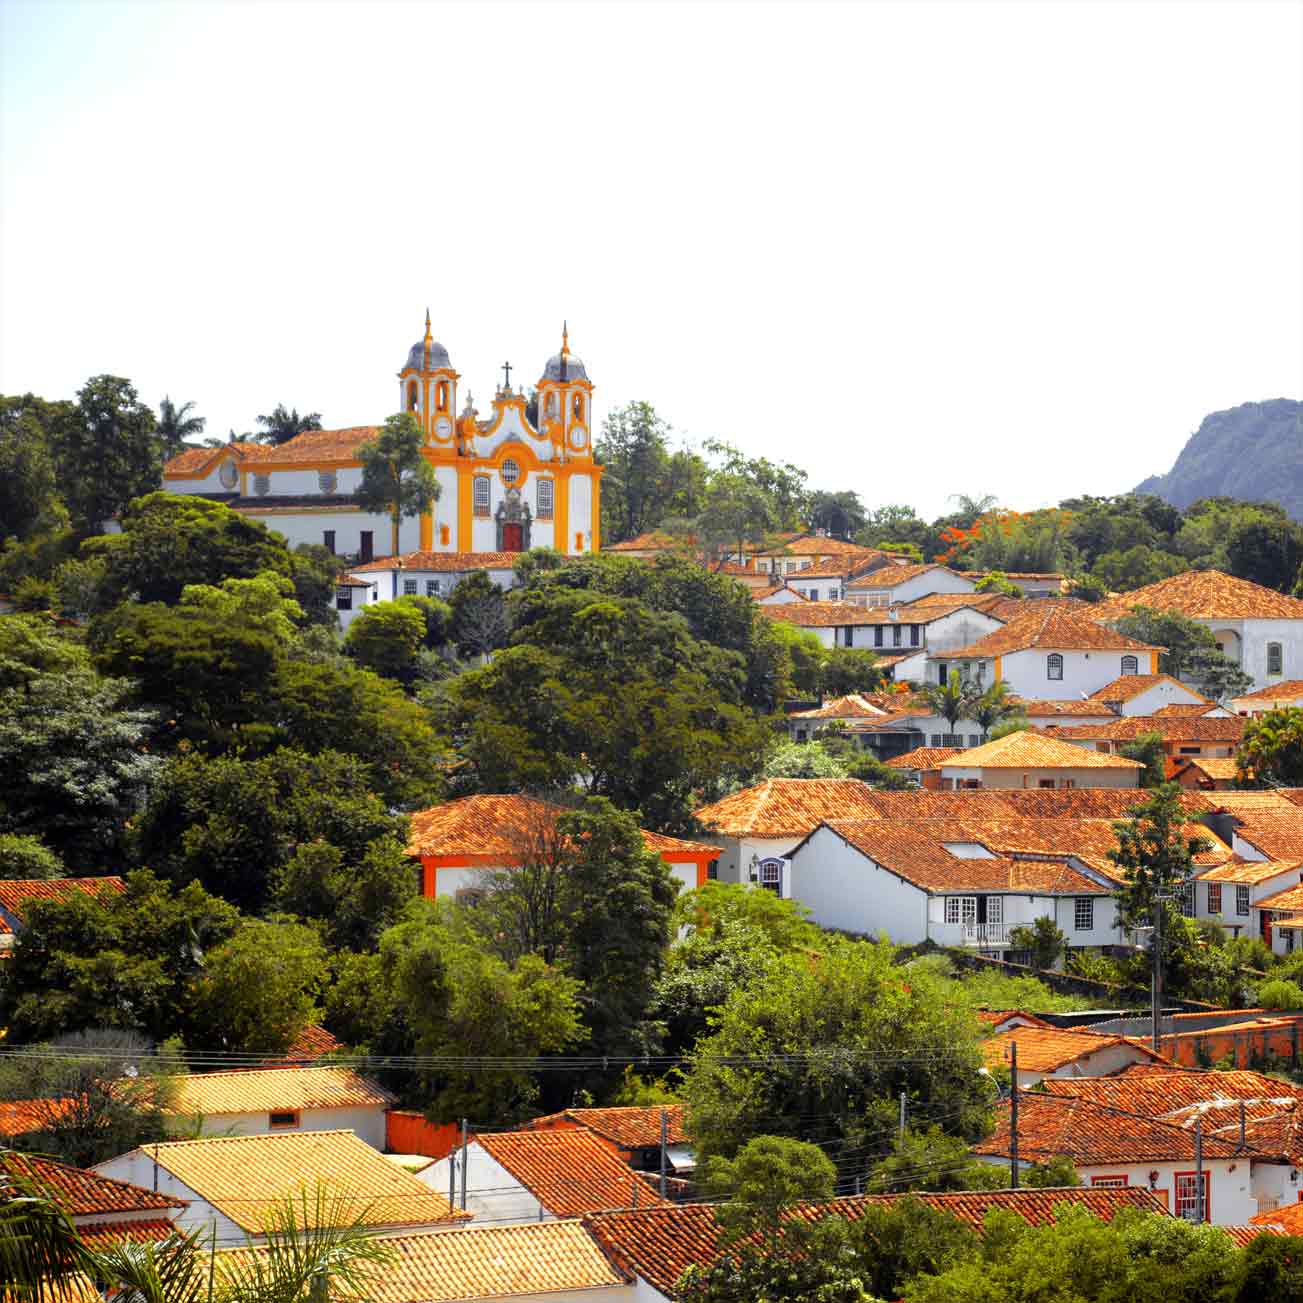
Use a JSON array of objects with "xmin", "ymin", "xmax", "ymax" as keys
[{"xmin": 501, "ymin": 361, "xmax": 512, "ymax": 391}]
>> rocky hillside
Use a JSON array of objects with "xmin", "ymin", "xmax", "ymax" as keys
[{"xmin": 1135, "ymin": 399, "xmax": 1303, "ymax": 518}]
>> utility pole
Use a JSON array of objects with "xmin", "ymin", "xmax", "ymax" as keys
[
  {"xmin": 659, "ymin": 1109, "xmax": 668, "ymax": 1199},
  {"xmin": 899, "ymin": 1091, "xmax": 907, "ymax": 1143},
  {"xmin": 459, "ymin": 1118, "xmax": 469, "ymax": 1211},
  {"xmin": 1009, "ymin": 1042, "xmax": 1019, "ymax": 1190},
  {"xmin": 448, "ymin": 1146, "xmax": 456, "ymax": 1209},
  {"xmin": 1195, "ymin": 1115, "xmax": 1204, "ymax": 1224}
]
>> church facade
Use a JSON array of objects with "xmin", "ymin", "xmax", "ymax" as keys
[{"xmin": 161, "ymin": 316, "xmax": 603, "ymax": 562}]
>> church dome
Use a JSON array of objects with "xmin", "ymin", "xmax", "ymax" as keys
[
  {"xmin": 404, "ymin": 338, "xmax": 451, "ymax": 372},
  {"xmin": 542, "ymin": 351, "xmax": 588, "ymax": 383}
]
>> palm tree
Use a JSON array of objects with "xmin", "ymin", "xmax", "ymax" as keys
[
  {"xmin": 158, "ymin": 398, "xmax": 206, "ymax": 457},
  {"xmin": 920, "ymin": 669, "xmax": 974, "ymax": 743},
  {"xmin": 0, "ymin": 1164, "xmax": 89, "ymax": 1302},
  {"xmin": 969, "ymin": 679, "xmax": 1020, "ymax": 739},
  {"xmin": 256, "ymin": 405, "xmax": 323, "ymax": 447}
]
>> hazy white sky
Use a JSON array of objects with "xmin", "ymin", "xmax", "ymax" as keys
[{"xmin": 2, "ymin": 0, "xmax": 1300, "ymax": 520}]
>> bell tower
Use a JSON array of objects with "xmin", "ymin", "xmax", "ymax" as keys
[
  {"xmin": 536, "ymin": 323, "xmax": 594, "ymax": 461},
  {"xmin": 396, "ymin": 310, "xmax": 459, "ymax": 451}
]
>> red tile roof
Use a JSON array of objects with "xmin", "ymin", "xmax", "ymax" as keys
[
  {"xmin": 846, "ymin": 563, "xmax": 962, "ymax": 590},
  {"xmin": 788, "ymin": 694, "xmax": 893, "ymax": 721},
  {"xmin": 975, "ymin": 1009, "xmax": 1056, "ymax": 1030},
  {"xmin": 1252, "ymin": 1201, "xmax": 1303, "ymax": 1231},
  {"xmin": 1092, "ymin": 570, "xmax": 1303, "ymax": 621},
  {"xmin": 1039, "ymin": 1068, "xmax": 1303, "ymax": 1115},
  {"xmin": 935, "ymin": 607, "xmax": 1161, "ymax": 659},
  {"xmin": 170, "ymin": 1067, "xmax": 395, "ymax": 1116},
  {"xmin": 583, "ymin": 1188, "xmax": 1166, "ymax": 1297},
  {"xmin": 980, "ymin": 1028, "xmax": 1169, "ymax": 1074},
  {"xmin": 0, "ymin": 877, "xmax": 125, "ymax": 935},
  {"xmin": 1088, "ymin": 674, "xmax": 1209, "ymax": 704},
  {"xmin": 757, "ymin": 600, "xmax": 897, "ymax": 628},
  {"xmin": 1227, "ymin": 1222, "xmax": 1289, "ymax": 1243},
  {"xmin": 1011, "ymin": 699, "xmax": 1118, "ymax": 718},
  {"xmin": 885, "ymin": 746, "xmax": 963, "ymax": 770},
  {"xmin": 522, "ymin": 1105, "xmax": 688, "ymax": 1151},
  {"xmin": 476, "ymin": 1130, "xmax": 673, "ymax": 1217},
  {"xmin": 1042, "ymin": 716, "xmax": 1246, "ymax": 743},
  {"xmin": 1196, "ymin": 858, "xmax": 1303, "ymax": 885},
  {"xmin": 694, "ymin": 779, "xmax": 887, "ymax": 838},
  {"xmin": 2, "ymin": 1152, "xmax": 186, "ymax": 1217},
  {"xmin": 1231, "ymin": 812, "xmax": 1303, "ymax": 861},
  {"xmin": 76, "ymin": 1220, "xmax": 180, "ymax": 1247},
  {"xmin": 940, "ymin": 731, "xmax": 1144, "ymax": 771},
  {"xmin": 1233, "ymin": 679, "xmax": 1303, "ymax": 704}
]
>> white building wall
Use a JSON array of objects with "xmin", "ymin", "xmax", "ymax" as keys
[
  {"xmin": 997, "ymin": 649, "xmax": 1156, "ymax": 701},
  {"xmin": 92, "ymin": 1154, "xmax": 244, "ymax": 1242},
  {"xmin": 852, "ymin": 569, "xmax": 975, "ymax": 605},
  {"xmin": 182, "ymin": 1106, "xmax": 387, "ymax": 1150},
  {"xmin": 433, "ymin": 465, "xmax": 459, "ymax": 550},
  {"xmin": 1050, "ymin": 892, "xmax": 1124, "ymax": 949},
  {"xmin": 923, "ymin": 608, "xmax": 1005, "ymax": 653},
  {"xmin": 419, "ymin": 1141, "xmax": 551, "ymax": 1225},
  {"xmin": 1117, "ymin": 680, "xmax": 1211, "ymax": 714},
  {"xmin": 940, "ymin": 765, "xmax": 1137, "ymax": 790},
  {"xmin": 1240, "ymin": 618, "xmax": 1303, "ymax": 692},
  {"xmin": 238, "ymin": 509, "xmax": 418, "ymax": 557},
  {"xmin": 569, "ymin": 474, "xmax": 594, "ymax": 552},
  {"xmin": 1249, "ymin": 1159, "xmax": 1300, "ymax": 1215}
]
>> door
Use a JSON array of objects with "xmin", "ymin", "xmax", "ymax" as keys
[
  {"xmin": 359, "ymin": 531, "xmax": 374, "ymax": 563},
  {"xmin": 502, "ymin": 522, "xmax": 524, "ymax": 552}
]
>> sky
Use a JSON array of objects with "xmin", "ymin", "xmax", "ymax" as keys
[{"xmin": 1, "ymin": 0, "xmax": 1300, "ymax": 522}]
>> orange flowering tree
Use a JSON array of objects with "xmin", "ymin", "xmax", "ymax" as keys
[{"xmin": 938, "ymin": 508, "xmax": 1076, "ymax": 574}]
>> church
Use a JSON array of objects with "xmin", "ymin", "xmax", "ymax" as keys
[{"xmin": 161, "ymin": 315, "xmax": 603, "ymax": 563}]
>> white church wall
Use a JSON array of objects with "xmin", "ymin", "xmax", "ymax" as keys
[{"xmin": 569, "ymin": 475, "xmax": 593, "ymax": 553}]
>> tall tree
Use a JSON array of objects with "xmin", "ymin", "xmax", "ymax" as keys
[
  {"xmin": 255, "ymin": 404, "xmax": 323, "ymax": 445},
  {"xmin": 0, "ymin": 395, "xmax": 68, "ymax": 541},
  {"xmin": 1107, "ymin": 783, "xmax": 1210, "ymax": 929},
  {"xmin": 1110, "ymin": 606, "xmax": 1252, "ymax": 699},
  {"xmin": 156, "ymin": 397, "xmax": 206, "ymax": 457},
  {"xmin": 54, "ymin": 376, "xmax": 162, "ymax": 530},
  {"xmin": 355, "ymin": 413, "xmax": 439, "ymax": 558},
  {"xmin": 920, "ymin": 670, "xmax": 974, "ymax": 736},
  {"xmin": 968, "ymin": 679, "xmax": 1020, "ymax": 739},
  {"xmin": 1238, "ymin": 708, "xmax": 1303, "ymax": 787},
  {"xmin": 593, "ymin": 401, "xmax": 677, "ymax": 543}
]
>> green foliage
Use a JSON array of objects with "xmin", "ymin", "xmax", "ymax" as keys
[
  {"xmin": 845, "ymin": 750, "xmax": 916, "ymax": 789},
  {"xmin": 188, "ymin": 919, "xmax": 328, "ymax": 1055},
  {"xmin": 1007, "ymin": 916, "xmax": 1067, "ymax": 971},
  {"xmin": 448, "ymin": 569, "xmax": 510, "ymax": 658},
  {"xmin": 12, "ymin": 575, "xmax": 55, "ymax": 611},
  {"xmin": 344, "ymin": 600, "xmax": 427, "ymax": 681},
  {"xmin": 1066, "ymin": 572, "xmax": 1109, "ymax": 602},
  {"xmin": 809, "ymin": 490, "xmax": 869, "ymax": 539},
  {"xmin": 256, "ymin": 403, "xmax": 322, "ymax": 445},
  {"xmin": 1111, "ymin": 606, "xmax": 1252, "ymax": 699},
  {"xmin": 1107, "ymin": 784, "xmax": 1210, "ymax": 927},
  {"xmin": 397, "ymin": 592, "xmax": 452, "ymax": 648},
  {"xmin": 867, "ymin": 1127, "xmax": 1008, "ymax": 1195},
  {"xmin": 289, "ymin": 542, "xmax": 343, "ymax": 628},
  {"xmin": 967, "ymin": 680, "xmax": 1021, "ymax": 739},
  {"xmin": 1237, "ymin": 1231, "xmax": 1303, "ymax": 1301},
  {"xmin": 848, "ymin": 1199, "xmax": 980, "ymax": 1302},
  {"xmin": 0, "ymin": 833, "xmax": 64, "ymax": 880},
  {"xmin": 1257, "ymin": 978, "xmax": 1303, "ymax": 1009},
  {"xmin": 683, "ymin": 939, "xmax": 990, "ymax": 1163},
  {"xmin": 355, "ymin": 413, "xmax": 439, "ymax": 557},
  {"xmin": 0, "ymin": 1030, "xmax": 176, "ymax": 1167},
  {"xmin": 1120, "ymin": 730, "xmax": 1167, "ymax": 787},
  {"xmin": 973, "ymin": 571, "xmax": 1020, "ymax": 597},
  {"xmin": 52, "ymin": 554, "xmax": 112, "ymax": 619},
  {"xmin": 0, "ymin": 869, "xmax": 240, "ymax": 1043},
  {"xmin": 606, "ymin": 1066, "xmax": 680, "ymax": 1106},
  {"xmin": 703, "ymin": 439, "xmax": 810, "ymax": 532},
  {"xmin": 701, "ymin": 1135, "xmax": 837, "ymax": 1241},
  {"xmin": 920, "ymin": 671, "xmax": 972, "ymax": 731},
  {"xmin": 156, "ymin": 396, "xmax": 206, "ymax": 455},
  {"xmin": 764, "ymin": 739, "xmax": 849, "ymax": 779},
  {"xmin": 1239, "ymin": 708, "xmax": 1303, "ymax": 786},
  {"xmin": 988, "ymin": 715, "xmax": 1031, "ymax": 740},
  {"xmin": 821, "ymin": 646, "xmax": 885, "ymax": 696},
  {"xmin": 1092, "ymin": 544, "xmax": 1188, "ymax": 591},
  {"xmin": 85, "ymin": 493, "xmax": 294, "ymax": 606},
  {"xmin": 0, "ymin": 394, "xmax": 69, "ymax": 541},
  {"xmin": 52, "ymin": 376, "xmax": 162, "ymax": 530}
]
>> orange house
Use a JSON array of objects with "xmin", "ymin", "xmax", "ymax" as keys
[{"xmin": 406, "ymin": 795, "xmax": 721, "ymax": 903}]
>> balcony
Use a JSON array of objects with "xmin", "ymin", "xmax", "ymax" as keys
[{"xmin": 960, "ymin": 923, "xmax": 1015, "ymax": 947}]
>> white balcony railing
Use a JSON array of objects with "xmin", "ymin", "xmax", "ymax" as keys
[{"xmin": 960, "ymin": 923, "xmax": 1015, "ymax": 947}]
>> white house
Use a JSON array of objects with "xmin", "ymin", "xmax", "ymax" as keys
[
  {"xmin": 782, "ymin": 818, "xmax": 1122, "ymax": 957},
  {"xmin": 844, "ymin": 563, "xmax": 976, "ymax": 607},
  {"xmin": 1230, "ymin": 679, "xmax": 1303, "ymax": 716},
  {"xmin": 1092, "ymin": 571, "xmax": 1303, "ymax": 694},
  {"xmin": 932, "ymin": 730, "xmax": 1145, "ymax": 791},
  {"xmin": 973, "ymin": 1092, "xmax": 1256, "ymax": 1225},
  {"xmin": 94, "ymin": 1131, "xmax": 464, "ymax": 1241},
  {"xmin": 754, "ymin": 600, "xmax": 895, "ymax": 649},
  {"xmin": 165, "ymin": 1068, "xmax": 395, "ymax": 1150},
  {"xmin": 1187, "ymin": 859, "xmax": 1303, "ymax": 943},
  {"xmin": 1088, "ymin": 674, "xmax": 1215, "ymax": 716},
  {"xmin": 929, "ymin": 607, "xmax": 1162, "ymax": 699},
  {"xmin": 331, "ymin": 549, "xmax": 521, "ymax": 630},
  {"xmin": 419, "ymin": 1130, "xmax": 672, "ymax": 1225},
  {"xmin": 980, "ymin": 1027, "xmax": 1170, "ymax": 1088}
]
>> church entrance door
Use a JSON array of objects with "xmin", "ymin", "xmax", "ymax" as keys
[{"xmin": 502, "ymin": 523, "xmax": 524, "ymax": 553}]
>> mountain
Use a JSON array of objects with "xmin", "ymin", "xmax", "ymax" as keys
[{"xmin": 1135, "ymin": 399, "xmax": 1303, "ymax": 519}]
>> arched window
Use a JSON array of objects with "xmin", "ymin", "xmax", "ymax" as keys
[
  {"xmin": 473, "ymin": 475, "xmax": 491, "ymax": 517},
  {"xmin": 572, "ymin": 393, "xmax": 584, "ymax": 421},
  {"xmin": 1047, "ymin": 653, "xmax": 1064, "ymax": 681},
  {"xmin": 1120, "ymin": 655, "xmax": 1139, "ymax": 676},
  {"xmin": 436, "ymin": 382, "xmax": 448, "ymax": 412},
  {"xmin": 1268, "ymin": 642, "xmax": 1284, "ymax": 676},
  {"xmin": 545, "ymin": 391, "xmax": 557, "ymax": 418},
  {"xmin": 407, "ymin": 381, "xmax": 418, "ymax": 412}
]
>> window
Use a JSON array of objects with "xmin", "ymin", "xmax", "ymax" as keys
[
  {"xmin": 808, "ymin": 589, "xmax": 819, "ymax": 602},
  {"xmin": 1120, "ymin": 655, "xmax": 1138, "ymax": 676},
  {"xmin": 758, "ymin": 859, "xmax": 782, "ymax": 895},
  {"xmin": 1074, "ymin": 897, "xmax": 1095, "ymax": 931},
  {"xmin": 1047, "ymin": 653, "xmax": 1064, "ymax": 681},
  {"xmin": 407, "ymin": 381, "xmax": 418, "ymax": 411},
  {"xmin": 1175, "ymin": 1171, "xmax": 1209, "ymax": 1223},
  {"xmin": 500, "ymin": 458, "xmax": 520, "ymax": 485},
  {"xmin": 939, "ymin": 664, "xmax": 949, "ymax": 685},
  {"xmin": 268, "ymin": 1110, "xmax": 300, "ymax": 1129},
  {"xmin": 892, "ymin": 624, "xmax": 903, "ymax": 647},
  {"xmin": 253, "ymin": 473, "xmax": 270, "ymax": 497},
  {"xmin": 536, "ymin": 478, "xmax": 554, "ymax": 519},
  {"xmin": 910, "ymin": 625, "xmax": 920, "ymax": 646},
  {"xmin": 1090, "ymin": 1175, "xmax": 1129, "ymax": 1188},
  {"xmin": 945, "ymin": 897, "xmax": 977, "ymax": 927},
  {"xmin": 318, "ymin": 470, "xmax": 337, "ymax": 494},
  {"xmin": 930, "ymin": 734, "xmax": 943, "ymax": 747},
  {"xmin": 455, "ymin": 886, "xmax": 486, "ymax": 908},
  {"xmin": 985, "ymin": 896, "xmax": 1003, "ymax": 925},
  {"xmin": 1237, "ymin": 885, "xmax": 1251, "ymax": 916},
  {"xmin": 359, "ymin": 531, "xmax": 374, "ymax": 562},
  {"xmin": 473, "ymin": 475, "xmax": 491, "ymax": 516},
  {"xmin": 707, "ymin": 859, "xmax": 718, "ymax": 881},
  {"xmin": 335, "ymin": 586, "xmax": 353, "ymax": 611},
  {"xmin": 1178, "ymin": 746, "xmax": 1201, "ymax": 755},
  {"xmin": 403, "ymin": 579, "xmax": 417, "ymax": 596},
  {"xmin": 1179, "ymin": 883, "xmax": 1196, "ymax": 918},
  {"xmin": 426, "ymin": 580, "xmax": 440, "ymax": 597},
  {"xmin": 1038, "ymin": 778, "xmax": 1056, "ymax": 789},
  {"xmin": 436, "ymin": 381, "xmax": 448, "ymax": 412},
  {"xmin": 572, "ymin": 393, "xmax": 584, "ymax": 421},
  {"xmin": 1207, "ymin": 883, "xmax": 1222, "ymax": 915},
  {"xmin": 1268, "ymin": 642, "xmax": 1284, "ymax": 676},
  {"xmin": 323, "ymin": 530, "xmax": 336, "ymax": 554},
  {"xmin": 968, "ymin": 735, "xmax": 981, "ymax": 747},
  {"xmin": 874, "ymin": 627, "xmax": 884, "ymax": 647}
]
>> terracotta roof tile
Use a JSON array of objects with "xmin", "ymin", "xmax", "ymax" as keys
[
  {"xmin": 406, "ymin": 795, "xmax": 719, "ymax": 861},
  {"xmin": 76, "ymin": 1220, "xmax": 180, "ymax": 1247},
  {"xmin": 974, "ymin": 1092, "xmax": 1248, "ymax": 1165},
  {"xmin": 169, "ymin": 1068, "xmax": 395, "ymax": 1116},
  {"xmin": 1039, "ymin": 1068, "xmax": 1303, "ymax": 1115},
  {"xmin": 241, "ymin": 427, "xmax": 381, "ymax": 466},
  {"xmin": 523, "ymin": 1106, "xmax": 688, "ymax": 1150},
  {"xmin": 349, "ymin": 551, "xmax": 520, "ymax": 574},
  {"xmin": 788, "ymin": 694, "xmax": 892, "ymax": 721},
  {"xmin": 935, "ymin": 607, "xmax": 1161, "ymax": 659},
  {"xmin": 1011, "ymin": 699, "xmax": 1118, "ymax": 718},
  {"xmin": 1227, "ymin": 1222, "xmax": 1289, "ymax": 1243},
  {"xmin": 757, "ymin": 600, "xmax": 896, "ymax": 628},
  {"xmin": 975, "ymin": 1009, "xmax": 1056, "ymax": 1029},
  {"xmin": 1253, "ymin": 1201, "xmax": 1303, "ymax": 1231},
  {"xmin": 845, "ymin": 563, "xmax": 962, "ymax": 590},
  {"xmin": 694, "ymin": 779, "xmax": 887, "ymax": 838},
  {"xmin": 941, "ymin": 731, "xmax": 1145, "ymax": 771},
  {"xmin": 605, "ymin": 531, "xmax": 694, "ymax": 553},
  {"xmin": 476, "ymin": 1131, "xmax": 673, "ymax": 1216},
  {"xmin": 979, "ymin": 1028, "xmax": 1168, "ymax": 1074},
  {"xmin": 1153, "ymin": 703, "xmax": 1221, "ymax": 717},
  {"xmin": 1233, "ymin": 680, "xmax": 1303, "ymax": 704},
  {"xmin": 1196, "ymin": 858, "xmax": 1303, "ymax": 885},
  {"xmin": 885, "ymin": 746, "xmax": 964, "ymax": 769},
  {"xmin": 1088, "ymin": 674, "xmax": 1209, "ymax": 704},
  {"xmin": 1044, "ymin": 715, "xmax": 1246, "ymax": 743},
  {"xmin": 2, "ymin": 1152, "xmax": 185, "ymax": 1216},
  {"xmin": 1232, "ymin": 813, "xmax": 1303, "ymax": 861},
  {"xmin": 162, "ymin": 445, "xmax": 227, "ymax": 475},
  {"xmin": 321, "ymin": 1221, "xmax": 628, "ymax": 1302},
  {"xmin": 1092, "ymin": 570, "xmax": 1303, "ymax": 622},
  {"xmin": 1208, "ymin": 791, "xmax": 1301, "ymax": 813},
  {"xmin": 104, "ymin": 1131, "xmax": 464, "ymax": 1233},
  {"xmin": 0, "ymin": 877, "xmax": 125, "ymax": 935},
  {"xmin": 583, "ymin": 1188, "xmax": 1165, "ymax": 1297}
]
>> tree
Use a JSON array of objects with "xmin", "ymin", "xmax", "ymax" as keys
[
  {"xmin": 867, "ymin": 1126, "xmax": 1008, "ymax": 1195},
  {"xmin": 0, "ymin": 833, "xmax": 63, "ymax": 879},
  {"xmin": 705, "ymin": 440, "xmax": 810, "ymax": 532},
  {"xmin": 1007, "ymin": 916, "xmax": 1067, "ymax": 971},
  {"xmin": 85, "ymin": 493, "xmax": 293, "ymax": 606},
  {"xmin": 701, "ymin": 1136, "xmax": 836, "ymax": 1243},
  {"xmin": 1237, "ymin": 1231, "xmax": 1303, "ymax": 1301},
  {"xmin": 808, "ymin": 490, "xmax": 869, "ymax": 539},
  {"xmin": 1110, "ymin": 606, "xmax": 1252, "ymax": 699},
  {"xmin": 344, "ymin": 600, "xmax": 426, "ymax": 682},
  {"xmin": 682, "ymin": 939, "xmax": 990, "ymax": 1164},
  {"xmin": 968, "ymin": 680, "xmax": 1020, "ymax": 740},
  {"xmin": 973, "ymin": 571, "xmax": 1020, "ymax": 597},
  {"xmin": 156, "ymin": 397, "xmax": 206, "ymax": 456},
  {"xmin": 0, "ymin": 395, "xmax": 67, "ymax": 541},
  {"xmin": 54, "ymin": 376, "xmax": 161, "ymax": 530},
  {"xmin": 256, "ymin": 404, "xmax": 323, "ymax": 446},
  {"xmin": 1225, "ymin": 514, "xmax": 1303, "ymax": 593},
  {"xmin": 764, "ymin": 739, "xmax": 850, "ymax": 779},
  {"xmin": 848, "ymin": 1198, "xmax": 980, "ymax": 1302},
  {"xmin": 188, "ymin": 920, "xmax": 328, "ymax": 1055},
  {"xmin": 1238, "ymin": 708, "xmax": 1303, "ymax": 786},
  {"xmin": 290, "ymin": 543, "xmax": 344, "ymax": 628},
  {"xmin": 355, "ymin": 413, "xmax": 439, "ymax": 558},
  {"xmin": 1092, "ymin": 544, "xmax": 1187, "ymax": 591},
  {"xmin": 919, "ymin": 670, "xmax": 973, "ymax": 736},
  {"xmin": 0, "ymin": 618, "xmax": 160, "ymax": 869},
  {"xmin": 1256, "ymin": 978, "xmax": 1303, "ymax": 1009},
  {"xmin": 694, "ymin": 472, "xmax": 775, "ymax": 565},
  {"xmin": 1119, "ymin": 729, "xmax": 1166, "ymax": 787},
  {"xmin": 821, "ymin": 647, "xmax": 884, "ymax": 697},
  {"xmin": 0, "ymin": 1031, "xmax": 176, "ymax": 1167},
  {"xmin": 0, "ymin": 1159, "xmax": 90, "ymax": 1302},
  {"xmin": 448, "ymin": 570, "xmax": 510, "ymax": 659},
  {"xmin": 0, "ymin": 870, "xmax": 240, "ymax": 1043},
  {"xmin": 479, "ymin": 797, "xmax": 677, "ymax": 1059}
]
